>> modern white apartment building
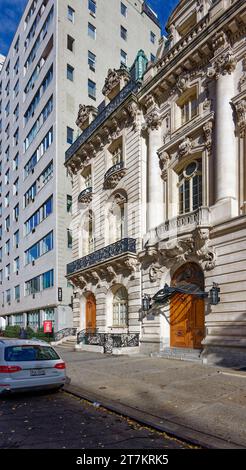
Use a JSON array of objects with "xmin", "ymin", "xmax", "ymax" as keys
[{"xmin": 0, "ymin": 0, "xmax": 160, "ymax": 332}]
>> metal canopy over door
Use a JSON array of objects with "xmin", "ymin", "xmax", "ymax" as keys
[
  {"xmin": 170, "ymin": 263, "xmax": 205, "ymax": 349},
  {"xmin": 86, "ymin": 293, "xmax": 96, "ymax": 332}
]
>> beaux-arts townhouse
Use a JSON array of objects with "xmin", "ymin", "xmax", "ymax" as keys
[{"xmin": 65, "ymin": 0, "xmax": 246, "ymax": 367}]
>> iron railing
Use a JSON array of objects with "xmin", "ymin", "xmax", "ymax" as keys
[
  {"xmin": 65, "ymin": 80, "xmax": 141, "ymax": 162},
  {"xmin": 54, "ymin": 328, "xmax": 77, "ymax": 342},
  {"xmin": 78, "ymin": 187, "xmax": 93, "ymax": 203},
  {"xmin": 77, "ymin": 329, "xmax": 140, "ymax": 354},
  {"xmin": 104, "ymin": 161, "xmax": 124, "ymax": 182},
  {"xmin": 67, "ymin": 238, "xmax": 136, "ymax": 276}
]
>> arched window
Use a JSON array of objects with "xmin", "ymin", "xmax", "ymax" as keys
[
  {"xmin": 82, "ymin": 209, "xmax": 95, "ymax": 255},
  {"xmin": 108, "ymin": 192, "xmax": 127, "ymax": 244},
  {"xmin": 113, "ymin": 286, "xmax": 128, "ymax": 327},
  {"xmin": 178, "ymin": 160, "xmax": 202, "ymax": 214}
]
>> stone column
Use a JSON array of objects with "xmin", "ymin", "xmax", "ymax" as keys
[
  {"xmin": 215, "ymin": 71, "xmax": 236, "ymax": 202},
  {"xmin": 208, "ymin": 34, "xmax": 237, "ymax": 209},
  {"xmin": 145, "ymin": 110, "xmax": 164, "ymax": 231}
]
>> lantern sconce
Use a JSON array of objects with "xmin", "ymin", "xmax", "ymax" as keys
[{"xmin": 209, "ymin": 283, "xmax": 220, "ymax": 305}]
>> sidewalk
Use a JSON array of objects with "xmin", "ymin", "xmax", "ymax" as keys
[{"xmin": 58, "ymin": 348, "xmax": 246, "ymax": 449}]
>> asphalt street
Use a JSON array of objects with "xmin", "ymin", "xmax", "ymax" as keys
[{"xmin": 0, "ymin": 390, "xmax": 194, "ymax": 449}]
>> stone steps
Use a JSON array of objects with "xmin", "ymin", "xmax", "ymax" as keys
[
  {"xmin": 152, "ymin": 347, "xmax": 203, "ymax": 363},
  {"xmin": 57, "ymin": 339, "xmax": 77, "ymax": 350}
]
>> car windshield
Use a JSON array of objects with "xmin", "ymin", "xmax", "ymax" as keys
[{"xmin": 4, "ymin": 345, "xmax": 60, "ymax": 362}]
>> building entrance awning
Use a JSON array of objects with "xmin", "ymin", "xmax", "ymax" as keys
[{"xmin": 152, "ymin": 283, "xmax": 208, "ymax": 306}]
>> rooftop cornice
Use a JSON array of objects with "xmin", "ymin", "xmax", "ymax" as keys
[{"xmin": 139, "ymin": 0, "xmax": 246, "ymax": 101}]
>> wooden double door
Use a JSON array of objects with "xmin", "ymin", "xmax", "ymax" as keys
[
  {"xmin": 86, "ymin": 293, "xmax": 96, "ymax": 332},
  {"xmin": 170, "ymin": 263, "xmax": 205, "ymax": 349}
]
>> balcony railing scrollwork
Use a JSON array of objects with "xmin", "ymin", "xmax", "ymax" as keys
[
  {"xmin": 54, "ymin": 327, "xmax": 77, "ymax": 342},
  {"xmin": 67, "ymin": 238, "xmax": 136, "ymax": 276},
  {"xmin": 77, "ymin": 329, "xmax": 140, "ymax": 354},
  {"xmin": 104, "ymin": 161, "xmax": 126, "ymax": 189},
  {"xmin": 78, "ymin": 187, "xmax": 93, "ymax": 204}
]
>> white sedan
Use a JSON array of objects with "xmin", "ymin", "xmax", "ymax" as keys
[{"xmin": 0, "ymin": 338, "xmax": 66, "ymax": 394}]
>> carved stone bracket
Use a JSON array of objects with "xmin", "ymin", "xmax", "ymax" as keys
[
  {"xmin": 158, "ymin": 151, "xmax": 170, "ymax": 181},
  {"xmin": 208, "ymin": 50, "xmax": 237, "ymax": 79},
  {"xmin": 144, "ymin": 109, "xmax": 162, "ymax": 131},
  {"xmin": 234, "ymin": 99, "xmax": 246, "ymax": 138},
  {"xmin": 203, "ymin": 121, "xmax": 213, "ymax": 155}
]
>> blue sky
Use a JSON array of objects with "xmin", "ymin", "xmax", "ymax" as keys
[{"xmin": 0, "ymin": 0, "xmax": 179, "ymax": 56}]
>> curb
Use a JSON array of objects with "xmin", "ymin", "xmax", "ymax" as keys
[{"xmin": 63, "ymin": 384, "xmax": 244, "ymax": 450}]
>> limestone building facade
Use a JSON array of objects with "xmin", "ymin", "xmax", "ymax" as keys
[
  {"xmin": 66, "ymin": 0, "xmax": 246, "ymax": 366},
  {"xmin": 0, "ymin": 0, "xmax": 160, "ymax": 333}
]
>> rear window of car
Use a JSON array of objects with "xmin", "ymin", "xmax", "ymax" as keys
[{"xmin": 4, "ymin": 345, "xmax": 60, "ymax": 362}]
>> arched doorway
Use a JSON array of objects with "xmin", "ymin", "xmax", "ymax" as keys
[
  {"xmin": 170, "ymin": 263, "xmax": 205, "ymax": 349},
  {"xmin": 86, "ymin": 293, "xmax": 96, "ymax": 332}
]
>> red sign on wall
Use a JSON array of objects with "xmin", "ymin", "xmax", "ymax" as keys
[{"xmin": 43, "ymin": 320, "xmax": 53, "ymax": 334}]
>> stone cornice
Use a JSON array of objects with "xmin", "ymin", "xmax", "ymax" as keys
[{"xmin": 138, "ymin": 0, "xmax": 246, "ymax": 102}]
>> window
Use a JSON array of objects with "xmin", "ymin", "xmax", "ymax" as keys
[
  {"xmin": 120, "ymin": 49, "xmax": 127, "ymax": 66},
  {"xmin": 67, "ymin": 126, "xmax": 74, "ymax": 144},
  {"xmin": 13, "ymin": 153, "xmax": 19, "ymax": 171},
  {"xmin": 121, "ymin": 26, "xmax": 127, "ymax": 41},
  {"xmin": 88, "ymin": 0, "xmax": 96, "ymax": 15},
  {"xmin": 24, "ymin": 127, "xmax": 53, "ymax": 178},
  {"xmin": 178, "ymin": 89, "xmax": 198, "ymax": 126},
  {"xmin": 121, "ymin": 2, "xmax": 127, "ymax": 17},
  {"xmin": 5, "ymin": 101, "xmax": 10, "ymax": 117},
  {"xmin": 5, "ymin": 169, "xmax": 10, "ymax": 185},
  {"xmin": 67, "ymin": 229, "xmax": 72, "ymax": 249},
  {"xmin": 25, "ymin": 196, "xmax": 53, "ymax": 235},
  {"xmin": 113, "ymin": 287, "xmax": 128, "ymax": 327},
  {"xmin": 14, "ymin": 230, "xmax": 19, "ymax": 248},
  {"xmin": 25, "ymin": 231, "xmax": 53, "ymax": 264},
  {"xmin": 67, "ymin": 195, "xmax": 72, "ymax": 213},
  {"xmin": 5, "ymin": 192, "xmax": 10, "ymax": 208},
  {"xmin": 14, "ymin": 79, "xmax": 19, "ymax": 97},
  {"xmin": 13, "ymin": 178, "xmax": 19, "ymax": 195},
  {"xmin": 6, "ymin": 264, "xmax": 10, "ymax": 278},
  {"xmin": 14, "ymin": 257, "xmax": 20, "ymax": 273},
  {"xmin": 24, "ymin": 182, "xmax": 37, "ymax": 207},
  {"xmin": 14, "ymin": 104, "xmax": 19, "ymax": 121},
  {"xmin": 178, "ymin": 160, "xmax": 202, "ymax": 215},
  {"xmin": 27, "ymin": 311, "xmax": 40, "ymax": 330},
  {"xmin": 6, "ymin": 289, "xmax": 11, "ymax": 303},
  {"xmin": 88, "ymin": 50, "xmax": 96, "ymax": 71},
  {"xmin": 13, "ymin": 204, "xmax": 19, "ymax": 221},
  {"xmin": 24, "ymin": 66, "xmax": 53, "ymax": 125},
  {"xmin": 88, "ymin": 79, "xmax": 96, "ymax": 100},
  {"xmin": 25, "ymin": 270, "xmax": 54, "ymax": 296},
  {"xmin": 13, "ymin": 128, "xmax": 19, "ymax": 146},
  {"xmin": 150, "ymin": 31, "xmax": 156, "ymax": 44},
  {"xmin": 42, "ymin": 270, "xmax": 54, "ymax": 290},
  {"xmin": 5, "ymin": 240, "xmax": 10, "ymax": 255},
  {"xmin": 5, "ymin": 216, "xmax": 10, "ymax": 231},
  {"xmin": 15, "ymin": 285, "xmax": 20, "ymax": 301},
  {"xmin": 88, "ymin": 23, "xmax": 96, "ymax": 39},
  {"xmin": 67, "ymin": 64, "xmax": 74, "ymax": 81},
  {"xmin": 24, "ymin": 96, "xmax": 53, "ymax": 152},
  {"xmin": 67, "ymin": 35, "xmax": 74, "ymax": 52},
  {"xmin": 67, "ymin": 5, "xmax": 75, "ymax": 23},
  {"xmin": 150, "ymin": 53, "xmax": 155, "ymax": 63}
]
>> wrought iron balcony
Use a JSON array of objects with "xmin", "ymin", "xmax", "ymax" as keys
[
  {"xmin": 67, "ymin": 238, "xmax": 136, "ymax": 276},
  {"xmin": 65, "ymin": 80, "xmax": 141, "ymax": 162},
  {"xmin": 78, "ymin": 187, "xmax": 93, "ymax": 204},
  {"xmin": 104, "ymin": 161, "xmax": 126, "ymax": 189}
]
